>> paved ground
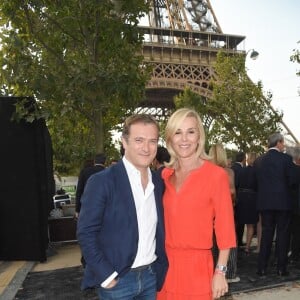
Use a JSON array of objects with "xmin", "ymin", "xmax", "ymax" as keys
[
  {"xmin": 0, "ymin": 261, "xmax": 34, "ymax": 300},
  {"xmin": 232, "ymin": 281, "xmax": 300, "ymax": 300},
  {"xmin": 0, "ymin": 243, "xmax": 81, "ymax": 300},
  {"xmin": 1, "ymin": 242, "xmax": 300, "ymax": 300}
]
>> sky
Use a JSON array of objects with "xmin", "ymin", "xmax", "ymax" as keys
[{"xmin": 210, "ymin": 0, "xmax": 300, "ymax": 144}]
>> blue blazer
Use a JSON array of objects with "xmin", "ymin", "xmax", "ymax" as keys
[
  {"xmin": 254, "ymin": 149, "xmax": 296, "ymax": 211},
  {"xmin": 77, "ymin": 160, "xmax": 168, "ymax": 291}
]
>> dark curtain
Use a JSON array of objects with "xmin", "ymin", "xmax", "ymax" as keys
[{"xmin": 0, "ymin": 97, "xmax": 55, "ymax": 262}]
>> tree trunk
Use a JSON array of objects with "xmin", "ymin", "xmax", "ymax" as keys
[{"xmin": 93, "ymin": 109, "xmax": 104, "ymax": 154}]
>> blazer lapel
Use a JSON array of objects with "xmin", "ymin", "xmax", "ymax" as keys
[{"xmin": 114, "ymin": 161, "xmax": 138, "ymax": 220}]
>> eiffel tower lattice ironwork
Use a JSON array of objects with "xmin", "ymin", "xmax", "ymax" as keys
[
  {"xmin": 136, "ymin": 0, "xmax": 244, "ymax": 129},
  {"xmin": 136, "ymin": 0, "xmax": 298, "ymax": 144}
]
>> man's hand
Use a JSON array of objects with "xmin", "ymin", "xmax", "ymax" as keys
[{"xmin": 105, "ymin": 278, "xmax": 118, "ymax": 289}]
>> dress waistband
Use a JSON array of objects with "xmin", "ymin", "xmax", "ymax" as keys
[{"xmin": 166, "ymin": 247, "xmax": 211, "ymax": 256}]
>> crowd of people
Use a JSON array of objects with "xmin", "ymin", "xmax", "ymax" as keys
[{"xmin": 74, "ymin": 108, "xmax": 300, "ymax": 300}]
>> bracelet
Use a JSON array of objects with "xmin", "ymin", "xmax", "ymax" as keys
[{"xmin": 214, "ymin": 269, "xmax": 226, "ymax": 276}]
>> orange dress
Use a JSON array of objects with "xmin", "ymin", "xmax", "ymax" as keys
[{"xmin": 157, "ymin": 161, "xmax": 236, "ymax": 300}]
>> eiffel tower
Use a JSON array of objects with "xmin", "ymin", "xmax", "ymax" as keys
[{"xmin": 136, "ymin": 0, "xmax": 298, "ymax": 144}]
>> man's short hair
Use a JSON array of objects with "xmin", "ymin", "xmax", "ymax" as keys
[
  {"xmin": 268, "ymin": 132, "xmax": 284, "ymax": 148},
  {"xmin": 235, "ymin": 151, "xmax": 246, "ymax": 163},
  {"xmin": 94, "ymin": 153, "xmax": 106, "ymax": 165},
  {"xmin": 156, "ymin": 146, "xmax": 170, "ymax": 164},
  {"xmin": 122, "ymin": 114, "xmax": 159, "ymax": 141}
]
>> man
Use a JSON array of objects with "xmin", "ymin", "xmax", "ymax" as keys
[
  {"xmin": 75, "ymin": 153, "xmax": 106, "ymax": 217},
  {"xmin": 286, "ymin": 146, "xmax": 300, "ymax": 263},
  {"xmin": 255, "ymin": 132, "xmax": 297, "ymax": 276},
  {"xmin": 77, "ymin": 114, "xmax": 168, "ymax": 300},
  {"xmin": 75, "ymin": 153, "xmax": 106, "ymax": 267},
  {"xmin": 231, "ymin": 151, "xmax": 246, "ymax": 248}
]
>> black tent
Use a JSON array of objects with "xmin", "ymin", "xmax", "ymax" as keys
[{"xmin": 0, "ymin": 97, "xmax": 55, "ymax": 262}]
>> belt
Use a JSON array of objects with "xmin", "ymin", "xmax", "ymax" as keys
[
  {"xmin": 131, "ymin": 263, "xmax": 152, "ymax": 272},
  {"xmin": 238, "ymin": 188, "xmax": 255, "ymax": 193}
]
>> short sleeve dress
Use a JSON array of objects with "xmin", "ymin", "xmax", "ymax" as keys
[{"xmin": 157, "ymin": 161, "xmax": 236, "ymax": 300}]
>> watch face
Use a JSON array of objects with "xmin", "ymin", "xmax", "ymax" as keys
[{"xmin": 217, "ymin": 265, "xmax": 227, "ymax": 272}]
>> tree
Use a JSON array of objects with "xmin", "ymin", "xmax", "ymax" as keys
[
  {"xmin": 0, "ymin": 0, "xmax": 150, "ymax": 173},
  {"xmin": 290, "ymin": 41, "xmax": 300, "ymax": 93},
  {"xmin": 175, "ymin": 51, "xmax": 283, "ymax": 153}
]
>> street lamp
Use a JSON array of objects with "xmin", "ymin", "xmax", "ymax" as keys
[
  {"xmin": 247, "ymin": 49, "xmax": 259, "ymax": 60},
  {"xmin": 245, "ymin": 48, "xmax": 299, "ymax": 144}
]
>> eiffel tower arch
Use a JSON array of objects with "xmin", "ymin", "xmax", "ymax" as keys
[
  {"xmin": 136, "ymin": 0, "xmax": 298, "ymax": 144},
  {"xmin": 137, "ymin": 0, "xmax": 244, "ymax": 124}
]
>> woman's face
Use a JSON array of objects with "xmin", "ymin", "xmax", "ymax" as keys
[{"xmin": 170, "ymin": 116, "xmax": 200, "ymax": 159}]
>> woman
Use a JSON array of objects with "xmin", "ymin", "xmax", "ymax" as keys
[
  {"xmin": 209, "ymin": 144, "xmax": 236, "ymax": 201},
  {"xmin": 157, "ymin": 108, "xmax": 236, "ymax": 300},
  {"xmin": 209, "ymin": 144, "xmax": 240, "ymax": 283},
  {"xmin": 235, "ymin": 152, "xmax": 259, "ymax": 254}
]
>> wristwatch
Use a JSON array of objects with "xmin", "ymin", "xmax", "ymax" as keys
[{"xmin": 215, "ymin": 265, "xmax": 228, "ymax": 274}]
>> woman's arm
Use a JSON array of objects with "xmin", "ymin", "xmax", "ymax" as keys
[{"xmin": 212, "ymin": 248, "xmax": 230, "ymax": 299}]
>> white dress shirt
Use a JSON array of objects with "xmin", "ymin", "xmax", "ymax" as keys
[{"xmin": 123, "ymin": 157, "xmax": 158, "ymax": 268}]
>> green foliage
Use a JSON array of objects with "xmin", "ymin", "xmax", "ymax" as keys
[
  {"xmin": 0, "ymin": 0, "xmax": 150, "ymax": 174},
  {"xmin": 290, "ymin": 41, "xmax": 300, "ymax": 77},
  {"xmin": 47, "ymin": 109, "xmax": 95, "ymax": 175},
  {"xmin": 175, "ymin": 51, "xmax": 283, "ymax": 153}
]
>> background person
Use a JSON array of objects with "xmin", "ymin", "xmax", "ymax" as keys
[
  {"xmin": 75, "ymin": 153, "xmax": 106, "ymax": 218},
  {"xmin": 75, "ymin": 153, "xmax": 106, "ymax": 267},
  {"xmin": 157, "ymin": 108, "xmax": 236, "ymax": 300},
  {"xmin": 235, "ymin": 152, "xmax": 259, "ymax": 255},
  {"xmin": 286, "ymin": 146, "xmax": 300, "ymax": 263},
  {"xmin": 77, "ymin": 114, "xmax": 168, "ymax": 300},
  {"xmin": 255, "ymin": 132, "xmax": 297, "ymax": 277},
  {"xmin": 209, "ymin": 143, "xmax": 240, "ymax": 284},
  {"xmin": 152, "ymin": 145, "xmax": 170, "ymax": 175},
  {"xmin": 209, "ymin": 144, "xmax": 236, "ymax": 200},
  {"xmin": 231, "ymin": 152, "xmax": 246, "ymax": 248}
]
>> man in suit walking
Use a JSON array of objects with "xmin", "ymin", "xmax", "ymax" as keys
[
  {"xmin": 255, "ymin": 132, "xmax": 297, "ymax": 277},
  {"xmin": 77, "ymin": 114, "xmax": 168, "ymax": 300}
]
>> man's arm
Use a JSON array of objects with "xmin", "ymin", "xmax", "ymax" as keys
[{"xmin": 77, "ymin": 173, "xmax": 116, "ymax": 284}]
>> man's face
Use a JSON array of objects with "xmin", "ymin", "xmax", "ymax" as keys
[{"xmin": 122, "ymin": 122, "xmax": 159, "ymax": 172}]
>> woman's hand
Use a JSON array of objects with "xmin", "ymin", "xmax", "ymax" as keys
[{"xmin": 212, "ymin": 273, "xmax": 228, "ymax": 299}]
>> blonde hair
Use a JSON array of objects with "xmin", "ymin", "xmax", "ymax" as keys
[
  {"xmin": 208, "ymin": 144, "xmax": 228, "ymax": 168},
  {"xmin": 247, "ymin": 152, "xmax": 257, "ymax": 166},
  {"xmin": 165, "ymin": 108, "xmax": 209, "ymax": 167}
]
